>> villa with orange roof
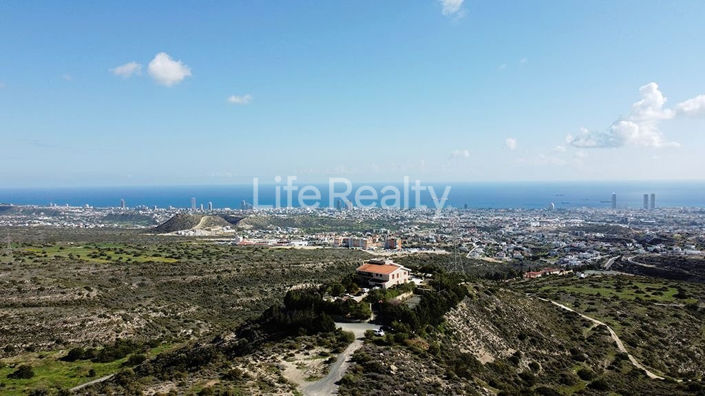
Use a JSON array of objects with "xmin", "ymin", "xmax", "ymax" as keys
[{"xmin": 356, "ymin": 259, "xmax": 411, "ymax": 289}]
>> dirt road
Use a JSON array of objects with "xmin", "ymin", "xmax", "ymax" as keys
[
  {"xmin": 544, "ymin": 298, "xmax": 664, "ymax": 380},
  {"xmin": 302, "ymin": 322, "xmax": 380, "ymax": 396}
]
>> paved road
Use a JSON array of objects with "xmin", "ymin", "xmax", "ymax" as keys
[
  {"xmin": 603, "ymin": 255, "xmax": 621, "ymax": 270},
  {"xmin": 302, "ymin": 322, "xmax": 380, "ymax": 396},
  {"xmin": 626, "ymin": 256, "xmax": 658, "ymax": 268},
  {"xmin": 542, "ymin": 298, "xmax": 664, "ymax": 380}
]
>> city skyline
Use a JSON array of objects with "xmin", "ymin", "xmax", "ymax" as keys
[{"xmin": 2, "ymin": 1, "xmax": 705, "ymax": 187}]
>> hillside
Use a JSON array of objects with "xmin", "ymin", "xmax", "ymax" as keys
[
  {"xmin": 153, "ymin": 213, "xmax": 233, "ymax": 233},
  {"xmin": 339, "ymin": 284, "xmax": 698, "ymax": 395}
]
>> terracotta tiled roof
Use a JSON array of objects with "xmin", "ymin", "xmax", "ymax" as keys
[{"xmin": 356, "ymin": 263, "xmax": 402, "ymax": 275}]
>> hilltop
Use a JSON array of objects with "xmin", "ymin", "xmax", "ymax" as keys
[{"xmin": 153, "ymin": 213, "xmax": 240, "ymax": 233}]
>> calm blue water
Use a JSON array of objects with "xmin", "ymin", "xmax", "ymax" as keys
[{"xmin": 1, "ymin": 181, "xmax": 704, "ymax": 209}]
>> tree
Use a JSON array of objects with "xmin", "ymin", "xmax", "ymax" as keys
[{"xmin": 330, "ymin": 283, "xmax": 346, "ymax": 297}]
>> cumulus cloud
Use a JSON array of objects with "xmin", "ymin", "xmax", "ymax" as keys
[
  {"xmin": 505, "ymin": 138, "xmax": 517, "ymax": 150},
  {"xmin": 566, "ymin": 82, "xmax": 698, "ymax": 149},
  {"xmin": 450, "ymin": 149, "xmax": 470, "ymax": 159},
  {"xmin": 148, "ymin": 52, "xmax": 191, "ymax": 86},
  {"xmin": 439, "ymin": 0, "xmax": 464, "ymax": 16},
  {"xmin": 61, "ymin": 74, "xmax": 72, "ymax": 81},
  {"xmin": 227, "ymin": 94, "xmax": 253, "ymax": 105},
  {"xmin": 676, "ymin": 94, "xmax": 705, "ymax": 117},
  {"xmin": 110, "ymin": 61, "xmax": 142, "ymax": 78}
]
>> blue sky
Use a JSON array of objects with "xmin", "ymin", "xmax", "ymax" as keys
[{"xmin": 1, "ymin": 0, "xmax": 705, "ymax": 187}]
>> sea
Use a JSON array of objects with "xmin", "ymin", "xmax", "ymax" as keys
[{"xmin": 1, "ymin": 181, "xmax": 704, "ymax": 210}]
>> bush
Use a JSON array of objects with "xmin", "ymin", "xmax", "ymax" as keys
[
  {"xmin": 535, "ymin": 386, "xmax": 561, "ymax": 396},
  {"xmin": 577, "ymin": 367, "xmax": 595, "ymax": 381},
  {"xmin": 222, "ymin": 368, "xmax": 244, "ymax": 381},
  {"xmin": 588, "ymin": 378, "xmax": 610, "ymax": 391},
  {"xmin": 559, "ymin": 371, "xmax": 579, "ymax": 386},
  {"xmin": 518, "ymin": 371, "xmax": 536, "ymax": 386},
  {"xmin": 8, "ymin": 365, "xmax": 34, "ymax": 379},
  {"xmin": 93, "ymin": 339, "xmax": 143, "ymax": 363},
  {"xmin": 62, "ymin": 347, "xmax": 86, "ymax": 362},
  {"xmin": 126, "ymin": 354, "xmax": 147, "ymax": 366}
]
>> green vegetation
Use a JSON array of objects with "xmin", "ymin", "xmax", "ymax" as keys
[
  {"xmin": 0, "ymin": 228, "xmax": 370, "ymax": 394},
  {"xmin": 0, "ymin": 342, "xmax": 176, "ymax": 395},
  {"xmin": 516, "ymin": 274, "xmax": 705, "ymax": 380},
  {"xmin": 1, "ymin": 236, "xmax": 369, "ymax": 356},
  {"xmin": 397, "ymin": 253, "xmax": 522, "ymax": 280},
  {"xmin": 3, "ymin": 225, "xmax": 705, "ymax": 395},
  {"xmin": 340, "ymin": 281, "xmax": 702, "ymax": 395},
  {"xmin": 375, "ymin": 273, "xmax": 468, "ymax": 334}
]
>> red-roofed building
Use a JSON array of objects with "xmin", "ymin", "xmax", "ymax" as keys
[{"xmin": 356, "ymin": 259, "xmax": 411, "ymax": 289}]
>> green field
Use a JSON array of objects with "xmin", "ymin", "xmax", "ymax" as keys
[{"xmin": 0, "ymin": 343, "xmax": 177, "ymax": 395}]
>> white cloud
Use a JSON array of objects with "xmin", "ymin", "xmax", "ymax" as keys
[
  {"xmin": 567, "ymin": 82, "xmax": 688, "ymax": 149},
  {"xmin": 61, "ymin": 74, "xmax": 72, "ymax": 81},
  {"xmin": 498, "ymin": 63, "xmax": 507, "ymax": 70},
  {"xmin": 148, "ymin": 52, "xmax": 191, "ymax": 86},
  {"xmin": 450, "ymin": 149, "xmax": 470, "ymax": 159},
  {"xmin": 676, "ymin": 94, "xmax": 705, "ymax": 117},
  {"xmin": 520, "ymin": 57, "xmax": 528, "ymax": 64},
  {"xmin": 505, "ymin": 138, "xmax": 517, "ymax": 150},
  {"xmin": 0, "ymin": 81, "xmax": 5, "ymax": 89},
  {"xmin": 110, "ymin": 61, "xmax": 142, "ymax": 78},
  {"xmin": 553, "ymin": 145, "xmax": 566, "ymax": 152},
  {"xmin": 227, "ymin": 94, "xmax": 253, "ymax": 105},
  {"xmin": 439, "ymin": 0, "xmax": 464, "ymax": 16}
]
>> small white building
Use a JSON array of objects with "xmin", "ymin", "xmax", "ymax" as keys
[{"xmin": 356, "ymin": 259, "xmax": 411, "ymax": 289}]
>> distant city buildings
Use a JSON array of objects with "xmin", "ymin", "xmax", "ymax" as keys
[
  {"xmin": 611, "ymin": 193, "xmax": 617, "ymax": 209},
  {"xmin": 335, "ymin": 236, "xmax": 371, "ymax": 250},
  {"xmin": 191, "ymin": 197, "xmax": 196, "ymax": 211},
  {"xmin": 384, "ymin": 237, "xmax": 402, "ymax": 250},
  {"xmin": 120, "ymin": 198, "xmax": 126, "ymax": 209},
  {"xmin": 643, "ymin": 194, "xmax": 649, "ymax": 210},
  {"xmin": 208, "ymin": 201, "xmax": 213, "ymax": 211},
  {"xmin": 650, "ymin": 193, "xmax": 656, "ymax": 210}
]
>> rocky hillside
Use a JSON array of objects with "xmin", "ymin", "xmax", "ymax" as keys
[
  {"xmin": 153, "ymin": 213, "xmax": 232, "ymax": 233},
  {"xmin": 339, "ymin": 284, "xmax": 699, "ymax": 395}
]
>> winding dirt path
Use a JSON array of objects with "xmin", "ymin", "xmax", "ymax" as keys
[
  {"xmin": 69, "ymin": 374, "xmax": 115, "ymax": 392},
  {"xmin": 542, "ymin": 298, "xmax": 664, "ymax": 380}
]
